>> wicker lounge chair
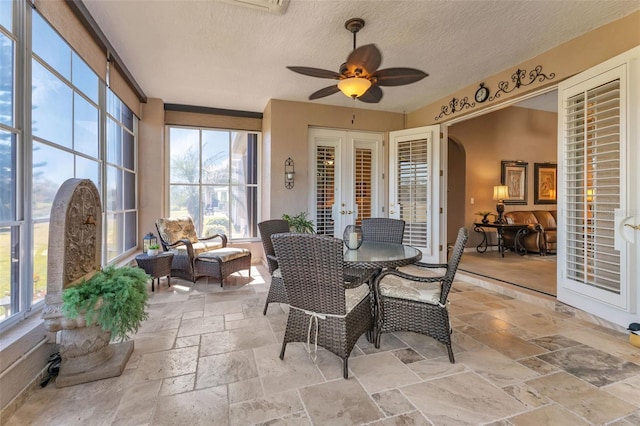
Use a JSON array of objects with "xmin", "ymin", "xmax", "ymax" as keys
[
  {"xmin": 155, "ymin": 216, "xmax": 251, "ymax": 286},
  {"xmin": 258, "ymin": 219, "xmax": 290, "ymax": 314},
  {"xmin": 373, "ymin": 227, "xmax": 468, "ymax": 362},
  {"xmin": 272, "ymin": 233, "xmax": 374, "ymax": 379},
  {"xmin": 361, "ymin": 218, "xmax": 405, "ymax": 244}
]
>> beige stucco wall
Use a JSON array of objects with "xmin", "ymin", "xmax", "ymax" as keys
[
  {"xmin": 264, "ymin": 100, "xmax": 404, "ymax": 220},
  {"xmin": 448, "ymin": 106, "xmax": 557, "ymax": 247},
  {"xmin": 408, "ymin": 11, "xmax": 640, "ymax": 127}
]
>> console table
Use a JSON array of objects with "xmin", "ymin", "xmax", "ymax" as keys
[{"xmin": 473, "ymin": 223, "xmax": 530, "ymax": 257}]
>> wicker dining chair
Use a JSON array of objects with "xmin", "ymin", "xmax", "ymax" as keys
[
  {"xmin": 373, "ymin": 227, "xmax": 469, "ymax": 362},
  {"xmin": 258, "ymin": 219, "xmax": 291, "ymax": 315},
  {"xmin": 361, "ymin": 218, "xmax": 405, "ymax": 244},
  {"xmin": 272, "ymin": 233, "xmax": 374, "ymax": 379}
]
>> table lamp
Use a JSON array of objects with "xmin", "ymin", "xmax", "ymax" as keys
[{"xmin": 493, "ymin": 185, "xmax": 509, "ymax": 224}]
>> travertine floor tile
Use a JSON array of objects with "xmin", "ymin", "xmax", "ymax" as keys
[
  {"xmin": 151, "ymin": 385, "xmax": 228, "ymax": 425},
  {"xmin": 348, "ymin": 352, "xmax": 421, "ymax": 393},
  {"xmin": 229, "ymin": 390, "xmax": 304, "ymax": 425},
  {"xmin": 196, "ymin": 348, "xmax": 258, "ymax": 388},
  {"xmin": 472, "ymin": 330, "xmax": 548, "ymax": 359},
  {"xmin": 507, "ymin": 404, "xmax": 589, "ymax": 425},
  {"xmin": 298, "ymin": 379, "xmax": 384, "ymax": 425}
]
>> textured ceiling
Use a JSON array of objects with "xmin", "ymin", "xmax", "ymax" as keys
[{"xmin": 82, "ymin": 0, "xmax": 639, "ymax": 114}]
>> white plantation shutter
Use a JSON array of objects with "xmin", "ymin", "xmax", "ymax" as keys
[
  {"xmin": 354, "ymin": 147, "xmax": 373, "ymax": 224},
  {"xmin": 397, "ymin": 138, "xmax": 429, "ymax": 248},
  {"xmin": 315, "ymin": 145, "xmax": 336, "ymax": 236},
  {"xmin": 564, "ymin": 79, "xmax": 621, "ymax": 293}
]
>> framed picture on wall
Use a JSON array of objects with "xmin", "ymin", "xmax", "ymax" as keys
[
  {"xmin": 501, "ymin": 160, "xmax": 528, "ymax": 205},
  {"xmin": 534, "ymin": 163, "xmax": 557, "ymax": 204}
]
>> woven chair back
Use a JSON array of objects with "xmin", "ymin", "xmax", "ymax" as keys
[
  {"xmin": 258, "ymin": 219, "xmax": 290, "ymax": 272},
  {"xmin": 361, "ymin": 218, "xmax": 405, "ymax": 244},
  {"xmin": 272, "ymin": 233, "xmax": 347, "ymax": 316},
  {"xmin": 440, "ymin": 227, "xmax": 469, "ymax": 302}
]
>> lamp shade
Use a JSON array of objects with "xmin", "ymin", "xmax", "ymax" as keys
[
  {"xmin": 493, "ymin": 185, "xmax": 509, "ymax": 201},
  {"xmin": 337, "ymin": 77, "xmax": 372, "ymax": 98}
]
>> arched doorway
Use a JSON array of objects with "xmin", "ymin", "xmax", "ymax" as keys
[{"xmin": 447, "ymin": 138, "xmax": 466, "ymax": 247}]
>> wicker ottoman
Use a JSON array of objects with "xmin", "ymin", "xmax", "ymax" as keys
[
  {"xmin": 194, "ymin": 248, "xmax": 251, "ymax": 287},
  {"xmin": 135, "ymin": 252, "xmax": 173, "ymax": 292}
]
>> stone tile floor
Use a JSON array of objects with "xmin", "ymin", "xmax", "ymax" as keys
[{"xmin": 5, "ymin": 265, "xmax": 640, "ymax": 425}]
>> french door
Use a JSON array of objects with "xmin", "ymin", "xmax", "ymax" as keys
[
  {"xmin": 557, "ymin": 47, "xmax": 639, "ymax": 327},
  {"xmin": 308, "ymin": 128, "xmax": 383, "ymax": 238},
  {"xmin": 389, "ymin": 126, "xmax": 444, "ymax": 263}
]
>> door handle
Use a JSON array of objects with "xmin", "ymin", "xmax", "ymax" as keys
[{"xmin": 624, "ymin": 223, "xmax": 640, "ymax": 230}]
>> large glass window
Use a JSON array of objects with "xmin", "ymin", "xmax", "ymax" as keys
[
  {"xmin": 1, "ymin": 5, "xmax": 138, "ymax": 327},
  {"xmin": 168, "ymin": 126, "xmax": 259, "ymax": 240}
]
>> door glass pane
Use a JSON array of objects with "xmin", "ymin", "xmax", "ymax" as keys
[{"xmin": 316, "ymin": 146, "xmax": 336, "ymax": 236}]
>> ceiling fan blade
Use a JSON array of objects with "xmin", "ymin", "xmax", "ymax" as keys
[
  {"xmin": 373, "ymin": 68, "xmax": 429, "ymax": 86},
  {"xmin": 345, "ymin": 44, "xmax": 382, "ymax": 76},
  {"xmin": 309, "ymin": 85, "xmax": 341, "ymax": 100},
  {"xmin": 287, "ymin": 66, "xmax": 341, "ymax": 79},
  {"xmin": 358, "ymin": 85, "xmax": 383, "ymax": 103}
]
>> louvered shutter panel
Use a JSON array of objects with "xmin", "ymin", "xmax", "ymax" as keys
[
  {"xmin": 315, "ymin": 146, "xmax": 336, "ymax": 236},
  {"xmin": 564, "ymin": 79, "xmax": 621, "ymax": 293},
  {"xmin": 397, "ymin": 139, "xmax": 429, "ymax": 248},
  {"xmin": 354, "ymin": 147, "xmax": 373, "ymax": 224}
]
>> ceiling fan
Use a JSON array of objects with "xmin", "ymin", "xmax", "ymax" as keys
[{"xmin": 287, "ymin": 18, "xmax": 428, "ymax": 103}]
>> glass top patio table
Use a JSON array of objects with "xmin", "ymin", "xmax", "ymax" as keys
[{"xmin": 343, "ymin": 241, "xmax": 422, "ymax": 270}]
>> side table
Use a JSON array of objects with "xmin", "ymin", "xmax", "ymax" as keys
[
  {"xmin": 473, "ymin": 223, "xmax": 530, "ymax": 257},
  {"xmin": 135, "ymin": 252, "xmax": 174, "ymax": 292}
]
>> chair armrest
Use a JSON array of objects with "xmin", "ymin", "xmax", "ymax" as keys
[
  {"xmin": 529, "ymin": 223, "xmax": 544, "ymax": 233},
  {"xmin": 199, "ymin": 233, "xmax": 228, "ymax": 247},
  {"xmin": 266, "ymin": 254, "xmax": 279, "ymax": 273},
  {"xmin": 166, "ymin": 238, "xmax": 195, "ymax": 258},
  {"xmin": 413, "ymin": 262, "xmax": 448, "ymax": 269}
]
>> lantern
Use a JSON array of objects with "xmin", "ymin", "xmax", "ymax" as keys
[{"xmin": 143, "ymin": 232, "xmax": 157, "ymax": 254}]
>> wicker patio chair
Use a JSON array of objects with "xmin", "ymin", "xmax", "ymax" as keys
[
  {"xmin": 155, "ymin": 216, "xmax": 251, "ymax": 286},
  {"xmin": 272, "ymin": 233, "xmax": 374, "ymax": 379},
  {"xmin": 258, "ymin": 219, "xmax": 290, "ymax": 314},
  {"xmin": 361, "ymin": 218, "xmax": 405, "ymax": 244},
  {"xmin": 373, "ymin": 227, "xmax": 469, "ymax": 362}
]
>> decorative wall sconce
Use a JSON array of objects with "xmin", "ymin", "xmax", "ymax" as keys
[{"xmin": 284, "ymin": 157, "xmax": 295, "ymax": 189}]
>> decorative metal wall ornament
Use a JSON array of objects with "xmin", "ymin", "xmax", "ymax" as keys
[
  {"xmin": 488, "ymin": 66, "xmax": 555, "ymax": 101},
  {"xmin": 434, "ymin": 96, "xmax": 475, "ymax": 121}
]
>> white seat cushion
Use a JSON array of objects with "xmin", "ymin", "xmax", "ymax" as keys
[
  {"xmin": 345, "ymin": 284, "xmax": 370, "ymax": 312},
  {"xmin": 272, "ymin": 268, "xmax": 282, "ymax": 278},
  {"xmin": 197, "ymin": 247, "xmax": 250, "ymax": 262},
  {"xmin": 397, "ymin": 264, "xmax": 446, "ymax": 278},
  {"xmin": 379, "ymin": 274, "xmax": 442, "ymax": 305}
]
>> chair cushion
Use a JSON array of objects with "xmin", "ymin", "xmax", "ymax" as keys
[
  {"xmin": 345, "ymin": 284, "xmax": 370, "ymax": 313},
  {"xmin": 197, "ymin": 247, "xmax": 250, "ymax": 263},
  {"xmin": 397, "ymin": 264, "xmax": 447, "ymax": 277},
  {"xmin": 379, "ymin": 274, "xmax": 442, "ymax": 305},
  {"xmin": 170, "ymin": 240, "xmax": 224, "ymax": 256},
  {"xmin": 156, "ymin": 217, "xmax": 198, "ymax": 244}
]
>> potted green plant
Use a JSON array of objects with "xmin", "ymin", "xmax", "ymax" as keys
[
  {"xmin": 62, "ymin": 265, "xmax": 149, "ymax": 342},
  {"xmin": 475, "ymin": 211, "xmax": 494, "ymax": 224},
  {"xmin": 282, "ymin": 211, "xmax": 315, "ymax": 233},
  {"xmin": 147, "ymin": 244, "xmax": 160, "ymax": 256}
]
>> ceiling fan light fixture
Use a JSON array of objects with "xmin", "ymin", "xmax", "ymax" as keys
[{"xmin": 337, "ymin": 77, "xmax": 371, "ymax": 98}]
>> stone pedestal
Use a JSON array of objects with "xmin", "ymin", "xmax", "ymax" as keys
[{"xmin": 55, "ymin": 324, "xmax": 135, "ymax": 388}]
